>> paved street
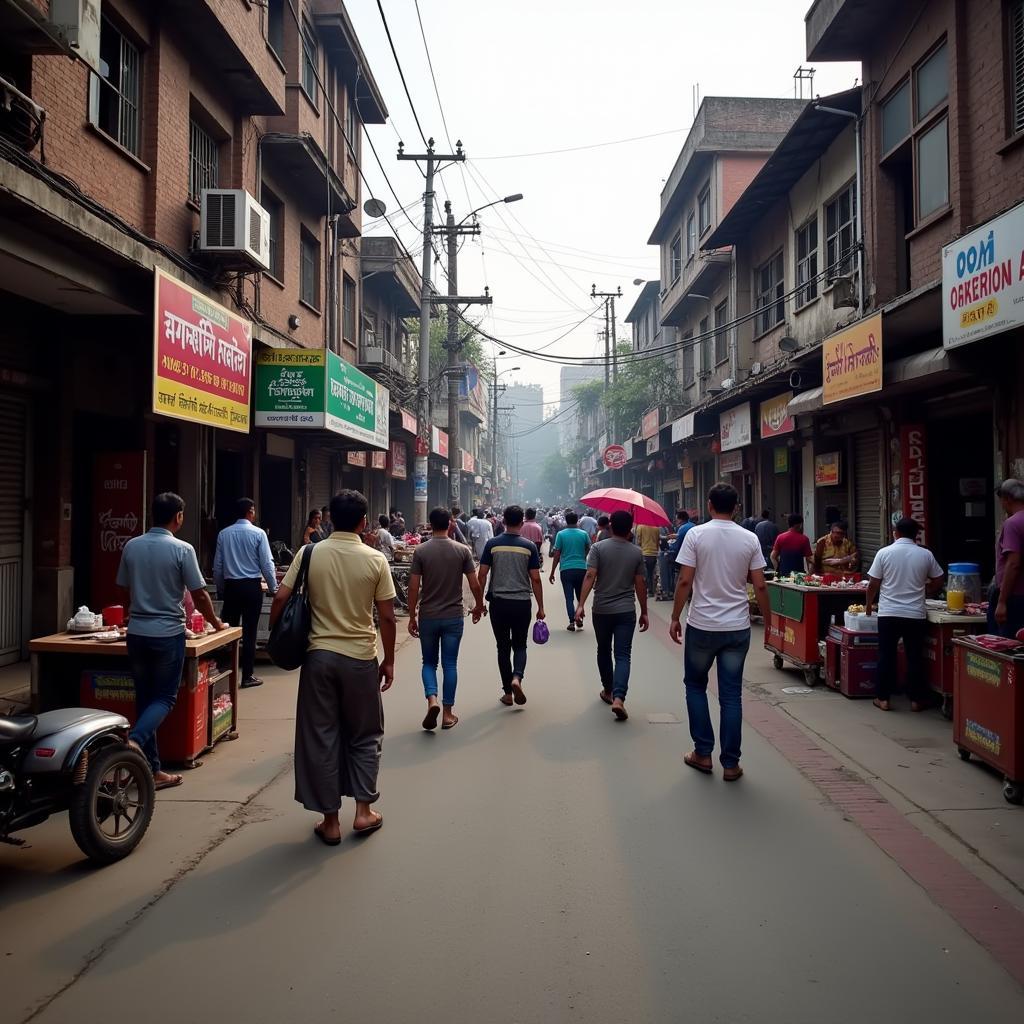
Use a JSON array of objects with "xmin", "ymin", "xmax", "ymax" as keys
[{"xmin": 3, "ymin": 577, "xmax": 1023, "ymax": 1023}]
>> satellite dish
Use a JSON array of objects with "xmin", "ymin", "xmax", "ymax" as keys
[{"xmin": 363, "ymin": 198, "xmax": 387, "ymax": 218}]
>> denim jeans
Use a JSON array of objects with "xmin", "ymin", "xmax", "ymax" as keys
[
  {"xmin": 489, "ymin": 597, "xmax": 532, "ymax": 692},
  {"xmin": 127, "ymin": 632, "xmax": 186, "ymax": 773},
  {"xmin": 560, "ymin": 568, "xmax": 587, "ymax": 622},
  {"xmin": 683, "ymin": 625, "xmax": 751, "ymax": 769},
  {"xmin": 418, "ymin": 616, "xmax": 465, "ymax": 706},
  {"xmin": 592, "ymin": 611, "xmax": 637, "ymax": 700},
  {"xmin": 658, "ymin": 552, "xmax": 676, "ymax": 596}
]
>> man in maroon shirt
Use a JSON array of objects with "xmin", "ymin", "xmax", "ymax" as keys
[{"xmin": 771, "ymin": 514, "xmax": 813, "ymax": 576}]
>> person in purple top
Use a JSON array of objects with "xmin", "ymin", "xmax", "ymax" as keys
[{"xmin": 990, "ymin": 478, "xmax": 1024, "ymax": 637}]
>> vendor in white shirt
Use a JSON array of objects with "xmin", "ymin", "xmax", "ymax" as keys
[{"xmin": 864, "ymin": 517, "xmax": 944, "ymax": 713}]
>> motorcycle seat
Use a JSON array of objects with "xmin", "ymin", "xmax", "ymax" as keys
[{"xmin": 0, "ymin": 715, "xmax": 38, "ymax": 744}]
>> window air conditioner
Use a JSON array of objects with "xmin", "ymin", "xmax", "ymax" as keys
[{"xmin": 199, "ymin": 189, "xmax": 270, "ymax": 271}]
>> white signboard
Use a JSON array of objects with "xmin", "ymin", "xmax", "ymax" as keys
[
  {"xmin": 720, "ymin": 450, "xmax": 743, "ymax": 474},
  {"xmin": 671, "ymin": 413, "xmax": 695, "ymax": 444},
  {"xmin": 942, "ymin": 200, "xmax": 1024, "ymax": 350},
  {"xmin": 719, "ymin": 402, "xmax": 752, "ymax": 452}
]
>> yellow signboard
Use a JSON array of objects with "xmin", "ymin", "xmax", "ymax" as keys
[{"xmin": 822, "ymin": 312, "xmax": 883, "ymax": 406}]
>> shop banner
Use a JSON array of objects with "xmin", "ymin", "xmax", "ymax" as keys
[
  {"xmin": 642, "ymin": 408, "xmax": 660, "ymax": 439},
  {"xmin": 623, "ymin": 439, "xmax": 634, "ymax": 460},
  {"xmin": 671, "ymin": 412, "xmax": 695, "ymax": 444},
  {"xmin": 431, "ymin": 426, "xmax": 449, "ymax": 458},
  {"xmin": 254, "ymin": 349, "xmax": 326, "ymax": 428},
  {"xmin": 822, "ymin": 313, "xmax": 882, "ymax": 405},
  {"xmin": 153, "ymin": 269, "xmax": 252, "ymax": 433},
  {"xmin": 682, "ymin": 465, "xmax": 695, "ymax": 488},
  {"xmin": 326, "ymin": 351, "xmax": 389, "ymax": 449},
  {"xmin": 900, "ymin": 424, "xmax": 929, "ymax": 544},
  {"xmin": 720, "ymin": 450, "xmax": 743, "ymax": 474},
  {"xmin": 760, "ymin": 392, "xmax": 794, "ymax": 438},
  {"xmin": 719, "ymin": 402, "xmax": 751, "ymax": 452},
  {"xmin": 389, "ymin": 441, "xmax": 407, "ymax": 479},
  {"xmin": 646, "ymin": 436, "xmax": 659, "ymax": 456},
  {"xmin": 603, "ymin": 444, "xmax": 627, "ymax": 469},
  {"xmin": 371, "ymin": 451, "xmax": 387, "ymax": 470},
  {"xmin": 774, "ymin": 447, "xmax": 790, "ymax": 474},
  {"xmin": 943, "ymin": 201, "xmax": 1024, "ymax": 350},
  {"xmin": 458, "ymin": 364, "xmax": 489, "ymax": 426},
  {"xmin": 461, "ymin": 449, "xmax": 475, "ymax": 474},
  {"xmin": 814, "ymin": 451, "xmax": 841, "ymax": 487},
  {"xmin": 347, "ymin": 451, "xmax": 367, "ymax": 467},
  {"xmin": 91, "ymin": 452, "xmax": 146, "ymax": 610},
  {"xmin": 400, "ymin": 408, "xmax": 418, "ymax": 434}
]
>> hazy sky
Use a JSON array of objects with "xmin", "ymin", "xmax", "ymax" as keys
[{"xmin": 348, "ymin": 0, "xmax": 860, "ymax": 412}]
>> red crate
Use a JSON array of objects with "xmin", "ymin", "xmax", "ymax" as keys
[
  {"xmin": 839, "ymin": 646, "xmax": 879, "ymax": 699},
  {"xmin": 827, "ymin": 626, "xmax": 880, "ymax": 649}
]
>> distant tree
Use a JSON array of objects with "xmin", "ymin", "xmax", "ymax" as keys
[{"xmin": 540, "ymin": 451, "xmax": 571, "ymax": 498}]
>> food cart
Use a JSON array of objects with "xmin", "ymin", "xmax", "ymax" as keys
[
  {"xmin": 765, "ymin": 579, "xmax": 868, "ymax": 686},
  {"xmin": 924, "ymin": 607, "xmax": 987, "ymax": 717},
  {"xmin": 28, "ymin": 627, "xmax": 243, "ymax": 769},
  {"xmin": 952, "ymin": 637, "xmax": 1024, "ymax": 804}
]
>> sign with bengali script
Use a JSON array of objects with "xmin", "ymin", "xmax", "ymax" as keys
[
  {"xmin": 389, "ymin": 441, "xmax": 407, "ymax": 479},
  {"xmin": 461, "ymin": 449, "xmax": 475, "ymax": 474},
  {"xmin": 326, "ymin": 351, "xmax": 389, "ymax": 449},
  {"xmin": 153, "ymin": 269, "xmax": 252, "ymax": 432},
  {"xmin": 814, "ymin": 451, "xmax": 841, "ymax": 487},
  {"xmin": 371, "ymin": 451, "xmax": 387, "ymax": 470},
  {"xmin": 900, "ymin": 424, "xmax": 929, "ymax": 545},
  {"xmin": 760, "ymin": 392, "xmax": 794, "ymax": 438},
  {"xmin": 642, "ymin": 408, "xmax": 661, "ymax": 440},
  {"xmin": 720, "ymin": 449, "xmax": 743, "ymax": 474},
  {"xmin": 347, "ymin": 451, "xmax": 367, "ymax": 467},
  {"xmin": 91, "ymin": 452, "xmax": 146, "ymax": 610},
  {"xmin": 719, "ymin": 402, "xmax": 751, "ymax": 452},
  {"xmin": 431, "ymin": 426, "xmax": 449, "ymax": 458},
  {"xmin": 254, "ymin": 349, "xmax": 326, "ymax": 427},
  {"xmin": 822, "ymin": 313, "xmax": 882, "ymax": 405}
]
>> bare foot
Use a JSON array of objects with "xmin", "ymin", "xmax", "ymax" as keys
[{"xmin": 873, "ymin": 698, "xmax": 891, "ymax": 712}]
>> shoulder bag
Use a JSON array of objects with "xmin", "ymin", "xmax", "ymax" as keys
[{"xmin": 266, "ymin": 543, "xmax": 314, "ymax": 670}]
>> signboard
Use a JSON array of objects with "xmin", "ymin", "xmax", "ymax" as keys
[
  {"xmin": 671, "ymin": 413, "xmax": 695, "ymax": 444},
  {"xmin": 389, "ymin": 441, "xmax": 407, "ymax": 479},
  {"xmin": 942, "ymin": 201, "xmax": 1024, "ymax": 350},
  {"xmin": 720, "ymin": 450, "xmax": 743, "ymax": 474},
  {"xmin": 347, "ymin": 451, "xmax": 367, "ymax": 467},
  {"xmin": 458, "ymin": 364, "xmax": 489, "ymax": 426},
  {"xmin": 822, "ymin": 312, "xmax": 882, "ymax": 405},
  {"xmin": 603, "ymin": 444, "xmax": 627, "ymax": 469},
  {"xmin": 774, "ymin": 446, "xmax": 790, "ymax": 474},
  {"xmin": 760, "ymin": 392, "xmax": 794, "ymax": 438},
  {"xmin": 623, "ymin": 439, "xmax": 634, "ymax": 460},
  {"xmin": 400, "ymin": 408, "xmax": 418, "ymax": 434},
  {"xmin": 431, "ymin": 426, "xmax": 448, "ymax": 458},
  {"xmin": 900, "ymin": 424, "xmax": 929, "ymax": 544},
  {"xmin": 91, "ymin": 452, "xmax": 145, "ymax": 610},
  {"xmin": 719, "ymin": 402, "xmax": 751, "ymax": 452},
  {"xmin": 255, "ymin": 349, "xmax": 326, "ymax": 427},
  {"xmin": 326, "ymin": 351, "xmax": 389, "ymax": 449},
  {"xmin": 153, "ymin": 268, "xmax": 252, "ymax": 433},
  {"xmin": 461, "ymin": 449, "xmax": 475, "ymax": 474},
  {"xmin": 642, "ymin": 408, "xmax": 660, "ymax": 439},
  {"xmin": 814, "ymin": 451, "xmax": 841, "ymax": 487},
  {"xmin": 371, "ymin": 451, "xmax": 387, "ymax": 470},
  {"xmin": 682, "ymin": 465, "xmax": 694, "ymax": 488}
]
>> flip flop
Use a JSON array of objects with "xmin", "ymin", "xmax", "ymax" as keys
[
  {"xmin": 154, "ymin": 774, "xmax": 183, "ymax": 791},
  {"xmin": 353, "ymin": 813, "xmax": 383, "ymax": 837},
  {"xmin": 612, "ymin": 704, "xmax": 628, "ymax": 721},
  {"xmin": 313, "ymin": 823, "xmax": 341, "ymax": 847},
  {"xmin": 511, "ymin": 681, "xmax": 527, "ymax": 705},
  {"xmin": 684, "ymin": 753, "xmax": 713, "ymax": 775},
  {"xmin": 723, "ymin": 766, "xmax": 744, "ymax": 782},
  {"xmin": 872, "ymin": 698, "xmax": 891, "ymax": 712},
  {"xmin": 441, "ymin": 715, "xmax": 459, "ymax": 730},
  {"xmin": 499, "ymin": 694, "xmax": 514, "ymax": 706},
  {"xmin": 599, "ymin": 690, "xmax": 613, "ymax": 705},
  {"xmin": 422, "ymin": 705, "xmax": 441, "ymax": 730}
]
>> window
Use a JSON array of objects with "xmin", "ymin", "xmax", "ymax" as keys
[
  {"xmin": 301, "ymin": 19, "xmax": 318, "ymax": 105},
  {"xmin": 915, "ymin": 40, "xmax": 948, "ymax": 121},
  {"xmin": 795, "ymin": 218, "xmax": 818, "ymax": 308},
  {"xmin": 686, "ymin": 212, "xmax": 696, "ymax": 260},
  {"xmin": 881, "ymin": 80, "xmax": 911, "ymax": 154},
  {"xmin": 825, "ymin": 183, "xmax": 857, "ymax": 281},
  {"xmin": 681, "ymin": 331, "xmax": 695, "ymax": 386},
  {"xmin": 188, "ymin": 117, "xmax": 219, "ymax": 202},
  {"xmin": 698, "ymin": 181, "xmax": 711, "ymax": 236},
  {"xmin": 669, "ymin": 231, "xmax": 682, "ymax": 284},
  {"xmin": 713, "ymin": 300, "xmax": 729, "ymax": 365},
  {"xmin": 343, "ymin": 274, "xmax": 356, "ymax": 343},
  {"xmin": 698, "ymin": 315, "xmax": 710, "ymax": 380},
  {"xmin": 1012, "ymin": 1, "xmax": 1024, "ymax": 135},
  {"xmin": 88, "ymin": 17, "xmax": 141, "ymax": 155},
  {"xmin": 266, "ymin": 0, "xmax": 284, "ymax": 57},
  {"xmin": 261, "ymin": 184, "xmax": 284, "ymax": 280},
  {"xmin": 382, "ymin": 316, "xmax": 394, "ymax": 354},
  {"xmin": 755, "ymin": 250, "xmax": 785, "ymax": 336},
  {"xmin": 917, "ymin": 118, "xmax": 949, "ymax": 217},
  {"xmin": 300, "ymin": 228, "xmax": 320, "ymax": 309},
  {"xmin": 345, "ymin": 89, "xmax": 358, "ymax": 150}
]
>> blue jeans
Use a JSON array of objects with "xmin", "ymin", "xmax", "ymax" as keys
[
  {"xmin": 683, "ymin": 625, "xmax": 751, "ymax": 769},
  {"xmin": 127, "ymin": 632, "xmax": 186, "ymax": 774},
  {"xmin": 659, "ymin": 552, "xmax": 677, "ymax": 596},
  {"xmin": 419, "ymin": 616, "xmax": 465, "ymax": 706},
  {"xmin": 593, "ymin": 611, "xmax": 636, "ymax": 700},
  {"xmin": 560, "ymin": 568, "xmax": 586, "ymax": 622}
]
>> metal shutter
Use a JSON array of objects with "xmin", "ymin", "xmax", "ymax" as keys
[
  {"xmin": 853, "ymin": 429, "xmax": 883, "ymax": 569},
  {"xmin": 307, "ymin": 448, "xmax": 332, "ymax": 510},
  {"xmin": 0, "ymin": 397, "xmax": 26, "ymax": 663}
]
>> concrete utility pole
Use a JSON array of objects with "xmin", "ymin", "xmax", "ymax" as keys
[
  {"xmin": 398, "ymin": 137, "xmax": 465, "ymax": 527},
  {"xmin": 591, "ymin": 284, "xmax": 623, "ymax": 439}
]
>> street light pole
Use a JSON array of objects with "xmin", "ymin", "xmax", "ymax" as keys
[{"xmin": 591, "ymin": 283, "xmax": 623, "ymax": 441}]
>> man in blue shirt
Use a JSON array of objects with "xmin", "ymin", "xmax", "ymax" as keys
[
  {"xmin": 548, "ymin": 510, "xmax": 591, "ymax": 630},
  {"xmin": 662, "ymin": 510, "xmax": 696, "ymax": 598},
  {"xmin": 117, "ymin": 492, "xmax": 224, "ymax": 789},
  {"xmin": 214, "ymin": 497, "xmax": 278, "ymax": 688}
]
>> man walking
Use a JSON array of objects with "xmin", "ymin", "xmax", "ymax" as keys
[
  {"xmin": 754, "ymin": 510, "xmax": 779, "ymax": 570},
  {"xmin": 771, "ymin": 514, "xmax": 813, "ymax": 576},
  {"xmin": 578, "ymin": 510, "xmax": 599, "ymax": 542},
  {"xmin": 478, "ymin": 505, "xmax": 545, "ymax": 707},
  {"xmin": 575, "ymin": 510, "xmax": 649, "ymax": 721},
  {"xmin": 408, "ymin": 508, "xmax": 485, "ymax": 731},
  {"xmin": 521, "ymin": 507, "xmax": 545, "ymax": 569},
  {"xmin": 989, "ymin": 478, "xmax": 1024, "ymax": 637},
  {"xmin": 670, "ymin": 483, "xmax": 770, "ymax": 781},
  {"xmin": 270, "ymin": 490, "xmax": 396, "ymax": 844},
  {"xmin": 634, "ymin": 520, "xmax": 661, "ymax": 596},
  {"xmin": 213, "ymin": 497, "xmax": 278, "ymax": 689},
  {"xmin": 467, "ymin": 508, "xmax": 494, "ymax": 560},
  {"xmin": 117, "ymin": 492, "xmax": 225, "ymax": 790},
  {"xmin": 865, "ymin": 518, "xmax": 944, "ymax": 713},
  {"xmin": 549, "ymin": 510, "xmax": 591, "ymax": 632}
]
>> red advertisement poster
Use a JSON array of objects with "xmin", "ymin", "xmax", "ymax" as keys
[
  {"xmin": 900, "ymin": 424, "xmax": 929, "ymax": 544},
  {"xmin": 389, "ymin": 441, "xmax": 407, "ymax": 479},
  {"xmin": 91, "ymin": 452, "xmax": 146, "ymax": 610},
  {"xmin": 371, "ymin": 451, "xmax": 387, "ymax": 470},
  {"xmin": 152, "ymin": 268, "xmax": 253, "ymax": 433}
]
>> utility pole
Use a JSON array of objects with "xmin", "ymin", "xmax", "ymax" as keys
[
  {"xmin": 398, "ymin": 137, "xmax": 465, "ymax": 526},
  {"xmin": 591, "ymin": 284, "xmax": 622, "ymax": 439}
]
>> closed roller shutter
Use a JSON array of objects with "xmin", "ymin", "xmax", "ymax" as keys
[
  {"xmin": 307, "ymin": 448, "xmax": 333, "ymax": 511},
  {"xmin": 853, "ymin": 429, "xmax": 883, "ymax": 569},
  {"xmin": 0, "ymin": 397, "xmax": 26, "ymax": 664}
]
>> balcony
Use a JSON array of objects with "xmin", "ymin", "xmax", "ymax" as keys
[
  {"xmin": 660, "ymin": 249, "xmax": 732, "ymax": 327},
  {"xmin": 358, "ymin": 342, "xmax": 402, "ymax": 377},
  {"xmin": 361, "ymin": 236, "xmax": 420, "ymax": 314},
  {"xmin": 806, "ymin": 0, "xmax": 889, "ymax": 61},
  {"xmin": 260, "ymin": 133, "xmax": 357, "ymax": 225},
  {"xmin": 0, "ymin": 74, "xmax": 44, "ymax": 153}
]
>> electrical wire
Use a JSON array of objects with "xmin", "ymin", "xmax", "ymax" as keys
[
  {"xmin": 473, "ymin": 126, "xmax": 691, "ymax": 160},
  {"xmin": 375, "ymin": 0, "xmax": 428, "ymax": 148}
]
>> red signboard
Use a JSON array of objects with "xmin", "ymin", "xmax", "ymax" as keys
[
  {"xmin": 347, "ymin": 451, "xmax": 367, "ymax": 467},
  {"xmin": 760, "ymin": 392, "xmax": 794, "ymax": 438},
  {"xmin": 92, "ymin": 452, "xmax": 146, "ymax": 610},
  {"xmin": 642, "ymin": 408, "xmax": 660, "ymax": 439},
  {"xmin": 152, "ymin": 268, "xmax": 253, "ymax": 433},
  {"xmin": 389, "ymin": 441, "xmax": 407, "ymax": 479},
  {"xmin": 900, "ymin": 424, "xmax": 929, "ymax": 544},
  {"xmin": 603, "ymin": 444, "xmax": 627, "ymax": 469},
  {"xmin": 431, "ymin": 426, "xmax": 449, "ymax": 458},
  {"xmin": 371, "ymin": 451, "xmax": 387, "ymax": 470},
  {"xmin": 461, "ymin": 449, "xmax": 475, "ymax": 474},
  {"xmin": 400, "ymin": 408, "xmax": 418, "ymax": 434}
]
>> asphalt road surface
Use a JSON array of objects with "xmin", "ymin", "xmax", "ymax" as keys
[{"xmin": 8, "ymin": 576, "xmax": 1024, "ymax": 1022}]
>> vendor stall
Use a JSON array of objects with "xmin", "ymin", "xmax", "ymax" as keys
[
  {"xmin": 924, "ymin": 607, "xmax": 987, "ymax": 717},
  {"xmin": 953, "ymin": 637, "xmax": 1024, "ymax": 804},
  {"xmin": 28, "ymin": 627, "xmax": 242, "ymax": 769},
  {"xmin": 766, "ymin": 579, "xmax": 868, "ymax": 686}
]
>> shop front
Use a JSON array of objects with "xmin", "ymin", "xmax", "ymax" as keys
[
  {"xmin": 718, "ymin": 402, "xmax": 754, "ymax": 515},
  {"xmin": 758, "ymin": 391, "xmax": 802, "ymax": 526},
  {"xmin": 428, "ymin": 426, "xmax": 449, "ymax": 513}
]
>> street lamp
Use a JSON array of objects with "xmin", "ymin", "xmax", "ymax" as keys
[{"xmin": 459, "ymin": 194, "xmax": 523, "ymax": 228}]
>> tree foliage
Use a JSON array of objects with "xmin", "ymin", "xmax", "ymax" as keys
[{"xmin": 539, "ymin": 450, "xmax": 571, "ymax": 498}]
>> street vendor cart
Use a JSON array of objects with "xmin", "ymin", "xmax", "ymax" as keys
[
  {"xmin": 766, "ymin": 580, "xmax": 868, "ymax": 686},
  {"xmin": 924, "ymin": 608, "xmax": 987, "ymax": 717},
  {"xmin": 28, "ymin": 627, "xmax": 243, "ymax": 769},
  {"xmin": 952, "ymin": 636, "xmax": 1024, "ymax": 804}
]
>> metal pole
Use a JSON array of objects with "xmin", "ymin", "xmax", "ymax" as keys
[
  {"xmin": 414, "ymin": 140, "xmax": 436, "ymax": 528},
  {"xmin": 854, "ymin": 114, "xmax": 865, "ymax": 313},
  {"xmin": 610, "ymin": 292, "xmax": 618, "ymax": 385},
  {"xmin": 492, "ymin": 374, "xmax": 499, "ymax": 505},
  {"xmin": 603, "ymin": 298, "xmax": 610, "ymax": 393},
  {"xmin": 445, "ymin": 201, "xmax": 460, "ymax": 511}
]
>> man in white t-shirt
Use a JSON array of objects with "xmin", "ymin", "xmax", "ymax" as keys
[
  {"xmin": 865, "ymin": 517, "xmax": 944, "ymax": 713},
  {"xmin": 578, "ymin": 512, "xmax": 598, "ymax": 541},
  {"xmin": 466, "ymin": 508, "xmax": 494, "ymax": 560},
  {"xmin": 669, "ymin": 482, "xmax": 770, "ymax": 782}
]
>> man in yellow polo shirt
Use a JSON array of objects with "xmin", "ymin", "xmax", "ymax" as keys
[
  {"xmin": 634, "ymin": 522, "xmax": 661, "ymax": 597},
  {"xmin": 271, "ymin": 490, "xmax": 396, "ymax": 846}
]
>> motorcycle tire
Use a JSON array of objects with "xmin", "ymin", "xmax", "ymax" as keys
[{"xmin": 69, "ymin": 744, "xmax": 155, "ymax": 865}]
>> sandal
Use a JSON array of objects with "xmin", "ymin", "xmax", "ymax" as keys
[
  {"xmin": 872, "ymin": 698, "xmax": 891, "ymax": 712},
  {"xmin": 511, "ymin": 680, "xmax": 527, "ymax": 705},
  {"xmin": 441, "ymin": 715, "xmax": 459, "ymax": 730},
  {"xmin": 353, "ymin": 812, "xmax": 383, "ymax": 837},
  {"xmin": 422, "ymin": 705, "xmax": 440, "ymax": 731},
  {"xmin": 599, "ymin": 690, "xmax": 613, "ymax": 705},
  {"xmin": 313, "ymin": 823, "xmax": 342, "ymax": 847},
  {"xmin": 154, "ymin": 774, "xmax": 183, "ymax": 791},
  {"xmin": 723, "ymin": 766, "xmax": 744, "ymax": 782},
  {"xmin": 684, "ymin": 752, "xmax": 713, "ymax": 775},
  {"xmin": 499, "ymin": 693, "xmax": 514, "ymax": 706}
]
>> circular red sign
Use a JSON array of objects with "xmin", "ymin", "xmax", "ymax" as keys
[{"xmin": 603, "ymin": 444, "xmax": 627, "ymax": 469}]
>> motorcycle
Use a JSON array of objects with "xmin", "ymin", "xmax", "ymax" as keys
[{"xmin": 0, "ymin": 708, "xmax": 155, "ymax": 864}]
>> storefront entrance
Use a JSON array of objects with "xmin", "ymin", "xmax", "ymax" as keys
[
  {"xmin": 260, "ymin": 455, "xmax": 293, "ymax": 553},
  {"xmin": 0, "ymin": 395, "xmax": 28, "ymax": 665}
]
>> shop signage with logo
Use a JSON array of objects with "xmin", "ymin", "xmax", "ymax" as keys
[
  {"xmin": 458, "ymin": 364, "xmax": 489, "ymax": 426},
  {"xmin": 760, "ymin": 392, "xmax": 794, "ymax": 438},
  {"xmin": 431, "ymin": 426, "xmax": 448, "ymax": 458},
  {"xmin": 682, "ymin": 466, "xmax": 695, "ymax": 488},
  {"xmin": 603, "ymin": 444, "xmax": 627, "ymax": 469},
  {"xmin": 92, "ymin": 452, "xmax": 146, "ymax": 609},
  {"xmin": 719, "ymin": 402, "xmax": 751, "ymax": 452},
  {"xmin": 671, "ymin": 413, "xmax": 695, "ymax": 444},
  {"xmin": 642, "ymin": 408, "xmax": 660, "ymax": 439},
  {"xmin": 942, "ymin": 200, "xmax": 1024, "ymax": 350},
  {"xmin": 400, "ymin": 408, "xmax": 418, "ymax": 434},
  {"xmin": 389, "ymin": 441, "xmax": 407, "ymax": 479},
  {"xmin": 347, "ymin": 451, "xmax": 367, "ymax": 467},
  {"xmin": 153, "ymin": 268, "xmax": 253, "ymax": 433},
  {"xmin": 774, "ymin": 447, "xmax": 790, "ymax": 474},
  {"xmin": 461, "ymin": 449, "xmax": 475, "ymax": 474},
  {"xmin": 326, "ymin": 352, "xmax": 389, "ymax": 449},
  {"xmin": 814, "ymin": 451, "xmax": 841, "ymax": 487},
  {"xmin": 720, "ymin": 449, "xmax": 743, "ymax": 474},
  {"xmin": 623, "ymin": 439, "xmax": 634, "ymax": 460},
  {"xmin": 822, "ymin": 312, "xmax": 882, "ymax": 405},
  {"xmin": 900, "ymin": 424, "xmax": 929, "ymax": 544}
]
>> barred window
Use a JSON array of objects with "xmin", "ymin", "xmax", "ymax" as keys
[
  {"xmin": 301, "ymin": 19, "xmax": 318, "ymax": 105},
  {"xmin": 795, "ymin": 218, "xmax": 818, "ymax": 308},
  {"xmin": 343, "ymin": 274, "xmax": 356, "ymax": 342},
  {"xmin": 88, "ymin": 18, "xmax": 141, "ymax": 156},
  {"xmin": 825, "ymin": 183, "xmax": 857, "ymax": 281},
  {"xmin": 755, "ymin": 250, "xmax": 785, "ymax": 336},
  {"xmin": 714, "ymin": 300, "xmax": 729, "ymax": 365},
  {"xmin": 189, "ymin": 118, "xmax": 219, "ymax": 202},
  {"xmin": 301, "ymin": 228, "xmax": 320, "ymax": 309}
]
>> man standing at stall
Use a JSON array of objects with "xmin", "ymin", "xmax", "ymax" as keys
[
  {"xmin": 213, "ymin": 497, "xmax": 278, "ymax": 689},
  {"xmin": 771, "ymin": 514, "xmax": 814, "ymax": 576},
  {"xmin": 812, "ymin": 520, "xmax": 859, "ymax": 575},
  {"xmin": 990, "ymin": 478, "xmax": 1024, "ymax": 638},
  {"xmin": 117, "ymin": 492, "xmax": 225, "ymax": 790}
]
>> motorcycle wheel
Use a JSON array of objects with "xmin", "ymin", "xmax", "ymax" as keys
[{"xmin": 69, "ymin": 744, "xmax": 155, "ymax": 865}]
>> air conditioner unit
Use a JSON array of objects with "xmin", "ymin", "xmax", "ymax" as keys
[
  {"xmin": 49, "ymin": 1, "xmax": 101, "ymax": 72},
  {"xmin": 360, "ymin": 345, "xmax": 400, "ymax": 374},
  {"xmin": 199, "ymin": 189, "xmax": 270, "ymax": 271}
]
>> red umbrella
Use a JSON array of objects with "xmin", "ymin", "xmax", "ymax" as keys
[{"xmin": 580, "ymin": 487, "xmax": 671, "ymax": 527}]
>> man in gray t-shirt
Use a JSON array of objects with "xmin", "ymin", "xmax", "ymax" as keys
[{"xmin": 575, "ymin": 509, "xmax": 649, "ymax": 720}]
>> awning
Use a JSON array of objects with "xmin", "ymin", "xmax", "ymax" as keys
[{"xmin": 787, "ymin": 386, "xmax": 823, "ymax": 417}]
